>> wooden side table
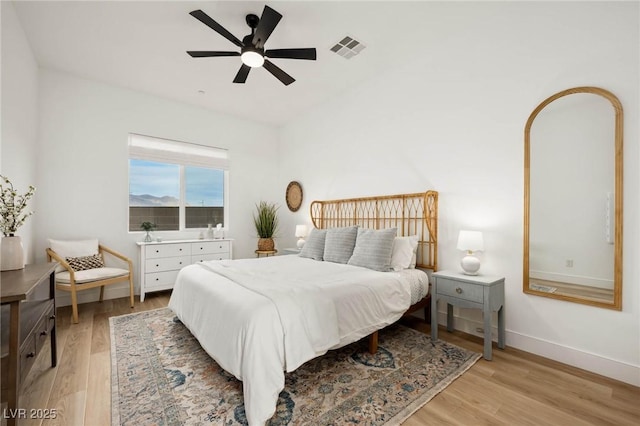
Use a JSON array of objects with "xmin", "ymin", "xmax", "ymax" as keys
[
  {"xmin": 1, "ymin": 263, "xmax": 58, "ymax": 426},
  {"xmin": 431, "ymin": 270, "xmax": 505, "ymax": 360},
  {"xmin": 255, "ymin": 250, "xmax": 277, "ymax": 257}
]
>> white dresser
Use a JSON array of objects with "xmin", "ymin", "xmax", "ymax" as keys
[{"xmin": 137, "ymin": 239, "xmax": 233, "ymax": 302}]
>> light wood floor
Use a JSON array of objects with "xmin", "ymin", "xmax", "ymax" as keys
[{"xmin": 7, "ymin": 292, "xmax": 639, "ymax": 426}]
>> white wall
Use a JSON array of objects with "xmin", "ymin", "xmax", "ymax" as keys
[
  {"xmin": 1, "ymin": 1, "xmax": 39, "ymax": 263},
  {"xmin": 278, "ymin": 2, "xmax": 639, "ymax": 385},
  {"xmin": 34, "ymin": 69, "xmax": 281, "ymax": 302}
]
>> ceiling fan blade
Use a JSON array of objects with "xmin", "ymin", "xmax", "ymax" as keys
[
  {"xmin": 233, "ymin": 64, "xmax": 251, "ymax": 83},
  {"xmin": 187, "ymin": 51, "xmax": 240, "ymax": 58},
  {"xmin": 189, "ymin": 10, "xmax": 243, "ymax": 48},
  {"xmin": 252, "ymin": 5, "xmax": 282, "ymax": 49},
  {"xmin": 263, "ymin": 60, "xmax": 295, "ymax": 86},
  {"xmin": 265, "ymin": 48, "xmax": 317, "ymax": 60}
]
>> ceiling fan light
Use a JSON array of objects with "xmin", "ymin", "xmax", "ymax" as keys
[{"xmin": 241, "ymin": 50, "xmax": 264, "ymax": 68}]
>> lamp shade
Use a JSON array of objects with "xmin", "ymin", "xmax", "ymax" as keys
[
  {"xmin": 295, "ymin": 225, "xmax": 308, "ymax": 238},
  {"xmin": 457, "ymin": 230, "xmax": 484, "ymax": 253}
]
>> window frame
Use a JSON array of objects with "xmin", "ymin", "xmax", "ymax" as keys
[{"xmin": 128, "ymin": 134, "xmax": 229, "ymax": 233}]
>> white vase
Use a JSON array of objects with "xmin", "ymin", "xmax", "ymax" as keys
[{"xmin": 1, "ymin": 235, "xmax": 25, "ymax": 271}]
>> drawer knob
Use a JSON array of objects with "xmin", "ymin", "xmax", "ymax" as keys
[
  {"xmin": 156, "ymin": 264, "xmax": 159, "ymax": 267},
  {"xmin": 155, "ymin": 250, "xmax": 159, "ymax": 253},
  {"xmin": 155, "ymin": 278, "xmax": 159, "ymax": 281},
  {"xmin": 40, "ymin": 330, "xmax": 48, "ymax": 336},
  {"xmin": 179, "ymin": 262, "xmax": 183, "ymax": 265},
  {"xmin": 179, "ymin": 248, "xmax": 183, "ymax": 251},
  {"xmin": 456, "ymin": 287, "xmax": 463, "ymax": 294},
  {"xmin": 26, "ymin": 352, "xmax": 35, "ymax": 358}
]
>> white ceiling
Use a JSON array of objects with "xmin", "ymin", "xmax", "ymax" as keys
[{"xmin": 12, "ymin": 1, "xmax": 432, "ymax": 126}]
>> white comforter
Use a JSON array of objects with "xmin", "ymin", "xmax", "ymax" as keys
[{"xmin": 168, "ymin": 255, "xmax": 413, "ymax": 426}]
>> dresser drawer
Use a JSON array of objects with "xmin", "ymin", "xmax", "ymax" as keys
[
  {"xmin": 20, "ymin": 336, "xmax": 37, "ymax": 383},
  {"xmin": 192, "ymin": 252, "xmax": 231, "ymax": 263},
  {"xmin": 146, "ymin": 243, "xmax": 191, "ymax": 259},
  {"xmin": 145, "ymin": 256, "xmax": 191, "ymax": 273},
  {"xmin": 34, "ymin": 306, "xmax": 55, "ymax": 354},
  {"xmin": 145, "ymin": 270, "xmax": 180, "ymax": 289},
  {"xmin": 436, "ymin": 278, "xmax": 483, "ymax": 303},
  {"xmin": 191, "ymin": 241, "xmax": 230, "ymax": 255}
]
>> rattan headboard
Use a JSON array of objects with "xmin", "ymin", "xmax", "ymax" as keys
[{"xmin": 310, "ymin": 191, "xmax": 438, "ymax": 271}]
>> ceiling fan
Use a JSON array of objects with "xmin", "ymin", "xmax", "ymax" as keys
[{"xmin": 187, "ymin": 5, "xmax": 317, "ymax": 86}]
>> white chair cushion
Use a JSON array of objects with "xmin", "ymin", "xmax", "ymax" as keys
[{"xmin": 56, "ymin": 267, "xmax": 129, "ymax": 284}]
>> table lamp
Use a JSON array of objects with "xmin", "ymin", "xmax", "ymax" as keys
[
  {"xmin": 295, "ymin": 225, "xmax": 308, "ymax": 249},
  {"xmin": 457, "ymin": 230, "xmax": 484, "ymax": 275}
]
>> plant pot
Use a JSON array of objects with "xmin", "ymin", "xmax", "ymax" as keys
[
  {"xmin": 258, "ymin": 238, "xmax": 275, "ymax": 252},
  {"xmin": 1, "ymin": 235, "xmax": 25, "ymax": 271}
]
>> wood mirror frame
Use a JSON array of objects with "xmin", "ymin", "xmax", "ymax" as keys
[{"xmin": 523, "ymin": 86, "xmax": 623, "ymax": 310}]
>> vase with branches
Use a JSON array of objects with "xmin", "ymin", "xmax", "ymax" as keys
[
  {"xmin": 1, "ymin": 175, "xmax": 35, "ymax": 271},
  {"xmin": 253, "ymin": 201, "xmax": 279, "ymax": 251},
  {"xmin": 0, "ymin": 175, "xmax": 36, "ymax": 237}
]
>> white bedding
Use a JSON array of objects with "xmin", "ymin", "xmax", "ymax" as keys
[{"xmin": 168, "ymin": 255, "xmax": 428, "ymax": 426}]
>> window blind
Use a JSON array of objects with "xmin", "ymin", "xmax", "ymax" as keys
[{"xmin": 128, "ymin": 133, "xmax": 229, "ymax": 170}]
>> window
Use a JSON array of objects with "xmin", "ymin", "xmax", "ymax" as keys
[{"xmin": 128, "ymin": 134, "xmax": 228, "ymax": 232}]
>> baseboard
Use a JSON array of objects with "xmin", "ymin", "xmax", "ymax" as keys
[
  {"xmin": 55, "ymin": 283, "xmax": 134, "ymax": 307},
  {"xmin": 436, "ymin": 311, "xmax": 640, "ymax": 387}
]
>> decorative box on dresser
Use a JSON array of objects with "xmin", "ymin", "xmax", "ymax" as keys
[
  {"xmin": 431, "ymin": 270, "xmax": 505, "ymax": 360},
  {"xmin": 137, "ymin": 239, "xmax": 232, "ymax": 302}
]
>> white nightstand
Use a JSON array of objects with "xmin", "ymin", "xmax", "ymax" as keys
[
  {"xmin": 282, "ymin": 248, "xmax": 301, "ymax": 255},
  {"xmin": 431, "ymin": 270, "xmax": 505, "ymax": 360}
]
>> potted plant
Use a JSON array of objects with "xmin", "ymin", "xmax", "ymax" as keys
[
  {"xmin": 253, "ymin": 201, "xmax": 279, "ymax": 251},
  {"xmin": 140, "ymin": 221, "xmax": 157, "ymax": 242},
  {"xmin": 1, "ymin": 175, "xmax": 36, "ymax": 271}
]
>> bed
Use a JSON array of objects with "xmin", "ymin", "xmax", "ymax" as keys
[{"xmin": 168, "ymin": 191, "xmax": 438, "ymax": 426}]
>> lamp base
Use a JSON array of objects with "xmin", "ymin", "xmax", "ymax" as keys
[
  {"xmin": 460, "ymin": 254, "xmax": 481, "ymax": 275},
  {"xmin": 296, "ymin": 238, "xmax": 305, "ymax": 249}
]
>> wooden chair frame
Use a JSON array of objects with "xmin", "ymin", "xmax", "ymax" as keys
[{"xmin": 47, "ymin": 244, "xmax": 134, "ymax": 323}]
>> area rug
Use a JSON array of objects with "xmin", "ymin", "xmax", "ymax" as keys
[{"xmin": 110, "ymin": 308, "xmax": 480, "ymax": 425}]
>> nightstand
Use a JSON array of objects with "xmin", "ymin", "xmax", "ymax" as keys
[
  {"xmin": 431, "ymin": 270, "xmax": 505, "ymax": 360},
  {"xmin": 282, "ymin": 248, "xmax": 301, "ymax": 255}
]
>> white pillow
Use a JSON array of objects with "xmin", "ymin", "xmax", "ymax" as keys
[{"xmin": 390, "ymin": 235, "xmax": 419, "ymax": 271}]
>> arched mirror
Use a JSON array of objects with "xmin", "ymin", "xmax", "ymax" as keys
[{"xmin": 524, "ymin": 86, "xmax": 623, "ymax": 310}]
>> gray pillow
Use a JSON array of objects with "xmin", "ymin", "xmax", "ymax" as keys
[
  {"xmin": 324, "ymin": 226, "xmax": 358, "ymax": 264},
  {"xmin": 299, "ymin": 228, "xmax": 327, "ymax": 261},
  {"xmin": 348, "ymin": 227, "xmax": 397, "ymax": 272}
]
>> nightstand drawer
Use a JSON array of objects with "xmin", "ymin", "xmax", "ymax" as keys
[{"xmin": 436, "ymin": 278, "xmax": 483, "ymax": 303}]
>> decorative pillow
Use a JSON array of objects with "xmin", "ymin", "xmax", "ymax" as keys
[
  {"xmin": 65, "ymin": 253, "xmax": 105, "ymax": 271},
  {"xmin": 348, "ymin": 228, "xmax": 397, "ymax": 272},
  {"xmin": 299, "ymin": 228, "xmax": 327, "ymax": 261},
  {"xmin": 391, "ymin": 235, "xmax": 420, "ymax": 271},
  {"xmin": 323, "ymin": 226, "xmax": 358, "ymax": 264},
  {"xmin": 49, "ymin": 238, "xmax": 99, "ymax": 273}
]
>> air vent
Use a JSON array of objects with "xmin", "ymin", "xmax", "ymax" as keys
[{"xmin": 330, "ymin": 36, "xmax": 366, "ymax": 59}]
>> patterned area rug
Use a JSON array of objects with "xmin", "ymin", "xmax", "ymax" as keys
[{"xmin": 110, "ymin": 308, "xmax": 480, "ymax": 425}]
